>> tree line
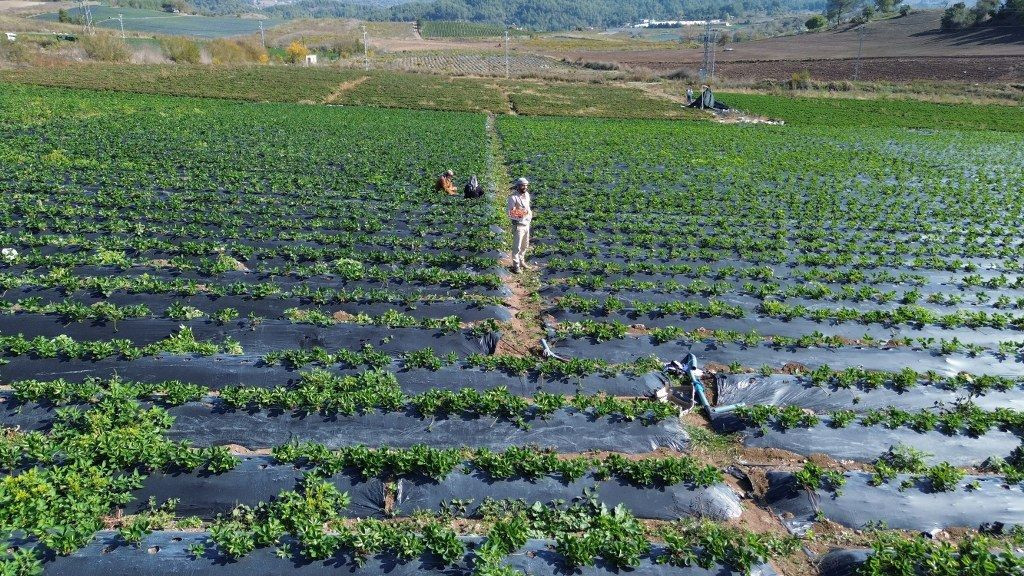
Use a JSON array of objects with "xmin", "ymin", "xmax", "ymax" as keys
[
  {"xmin": 941, "ymin": 0, "xmax": 1023, "ymax": 30},
  {"xmin": 263, "ymin": 0, "xmax": 826, "ymax": 30}
]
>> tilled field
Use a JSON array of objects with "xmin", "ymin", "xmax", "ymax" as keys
[
  {"xmin": 0, "ymin": 82, "xmax": 1023, "ymax": 576},
  {"xmin": 685, "ymin": 56, "xmax": 1024, "ymax": 83},
  {"xmin": 554, "ymin": 12, "xmax": 1024, "ymax": 83}
]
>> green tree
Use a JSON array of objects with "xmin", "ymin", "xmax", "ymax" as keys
[
  {"xmin": 941, "ymin": 2, "xmax": 975, "ymax": 29},
  {"xmin": 874, "ymin": 0, "xmax": 902, "ymax": 12},
  {"xmin": 972, "ymin": 0, "xmax": 999, "ymax": 22},
  {"xmin": 805, "ymin": 14, "xmax": 828, "ymax": 29},
  {"xmin": 1004, "ymin": 0, "xmax": 1024, "ymax": 21},
  {"xmin": 826, "ymin": 0, "xmax": 860, "ymax": 27}
]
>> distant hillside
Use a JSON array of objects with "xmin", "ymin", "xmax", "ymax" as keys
[{"xmin": 264, "ymin": 0, "xmax": 827, "ymax": 30}]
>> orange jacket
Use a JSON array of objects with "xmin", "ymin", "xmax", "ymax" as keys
[{"xmin": 435, "ymin": 175, "xmax": 456, "ymax": 195}]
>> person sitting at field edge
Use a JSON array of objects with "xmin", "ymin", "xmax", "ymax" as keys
[
  {"xmin": 464, "ymin": 175, "xmax": 485, "ymax": 199},
  {"xmin": 435, "ymin": 169, "xmax": 457, "ymax": 195}
]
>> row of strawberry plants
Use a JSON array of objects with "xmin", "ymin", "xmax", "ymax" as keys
[
  {"xmin": 5, "ymin": 248, "xmax": 503, "ymax": 288},
  {"xmin": 0, "ymin": 397, "xmax": 237, "ymax": 556},
  {"xmin": 272, "ymin": 442, "xmax": 723, "ymax": 487},
  {"xmin": 550, "ymin": 317, "xmax": 1024, "ymax": 359},
  {"xmin": 0, "ymin": 270, "xmax": 505, "ymax": 306},
  {"xmin": 199, "ymin": 484, "xmax": 799, "ymax": 575},
  {"xmin": 0, "ymin": 296, "xmax": 472, "ymax": 333},
  {"xmin": 735, "ymin": 402, "xmax": 1024, "ymax": 438},
  {"xmin": 559, "ymin": 277, "xmax": 1024, "ymax": 311},
  {"xmin": 535, "ymin": 241, "xmax": 985, "ymax": 273},
  {"xmin": 217, "ymin": 370, "xmax": 678, "ymax": 428},
  {"xmin": 538, "ymin": 227, "xmax": 1015, "ymax": 262},
  {"xmin": 4, "ymin": 237, "xmax": 501, "ymax": 269},
  {"xmin": 0, "ymin": 327, "xmax": 242, "ymax": 361}
]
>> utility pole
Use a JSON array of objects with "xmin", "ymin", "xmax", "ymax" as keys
[
  {"xmin": 853, "ymin": 25, "xmax": 866, "ymax": 82},
  {"xmin": 258, "ymin": 20, "xmax": 265, "ymax": 48},
  {"xmin": 699, "ymin": 20, "xmax": 716, "ymax": 84},
  {"xmin": 118, "ymin": 13, "xmax": 125, "ymax": 39},
  {"xmin": 504, "ymin": 25, "xmax": 510, "ymax": 78},
  {"xmin": 361, "ymin": 24, "xmax": 369, "ymax": 70},
  {"xmin": 81, "ymin": 1, "xmax": 94, "ymax": 35}
]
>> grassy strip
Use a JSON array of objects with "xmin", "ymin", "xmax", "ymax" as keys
[
  {"xmin": 506, "ymin": 80, "xmax": 696, "ymax": 120},
  {"xmin": 722, "ymin": 91, "xmax": 1024, "ymax": 132}
]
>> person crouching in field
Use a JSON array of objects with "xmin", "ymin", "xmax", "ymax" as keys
[
  {"xmin": 507, "ymin": 177, "xmax": 532, "ymax": 274},
  {"xmin": 464, "ymin": 175, "xmax": 485, "ymax": 199},
  {"xmin": 435, "ymin": 169, "xmax": 457, "ymax": 195}
]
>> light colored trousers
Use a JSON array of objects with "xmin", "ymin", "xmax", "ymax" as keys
[{"xmin": 512, "ymin": 223, "xmax": 531, "ymax": 265}]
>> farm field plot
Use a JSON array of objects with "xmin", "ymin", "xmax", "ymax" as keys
[
  {"xmin": 2, "ymin": 78, "xmax": 1024, "ymax": 576},
  {"xmin": 390, "ymin": 54, "xmax": 574, "ymax": 77},
  {"xmin": 33, "ymin": 6, "xmax": 280, "ymax": 38},
  {"xmin": 500, "ymin": 113, "xmax": 1024, "ymax": 571},
  {"xmin": 419, "ymin": 20, "xmax": 521, "ymax": 38},
  {"xmin": 0, "ymin": 84, "xmax": 761, "ymax": 576}
]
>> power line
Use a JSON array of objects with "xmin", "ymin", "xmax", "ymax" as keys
[
  {"xmin": 699, "ymin": 20, "xmax": 717, "ymax": 84},
  {"xmin": 80, "ymin": 1, "xmax": 94, "ymax": 35},
  {"xmin": 504, "ymin": 25, "xmax": 510, "ymax": 78},
  {"xmin": 853, "ymin": 25, "xmax": 866, "ymax": 82},
  {"xmin": 118, "ymin": 13, "xmax": 125, "ymax": 39},
  {"xmin": 361, "ymin": 24, "xmax": 369, "ymax": 71},
  {"xmin": 258, "ymin": 20, "xmax": 265, "ymax": 48}
]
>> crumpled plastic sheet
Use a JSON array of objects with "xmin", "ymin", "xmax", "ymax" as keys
[
  {"xmin": 764, "ymin": 471, "xmax": 1024, "ymax": 532},
  {"xmin": 395, "ymin": 471, "xmax": 742, "ymax": 521},
  {"xmin": 38, "ymin": 532, "xmax": 778, "ymax": 576},
  {"xmin": 816, "ymin": 549, "xmax": 871, "ymax": 576},
  {"xmin": 716, "ymin": 373, "xmax": 1024, "ymax": 413},
  {"xmin": 549, "ymin": 336, "xmax": 1024, "ymax": 378}
]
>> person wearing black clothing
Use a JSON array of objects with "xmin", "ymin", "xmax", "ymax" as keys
[{"xmin": 464, "ymin": 175, "xmax": 484, "ymax": 199}]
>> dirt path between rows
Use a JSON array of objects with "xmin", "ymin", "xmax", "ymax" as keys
[
  {"xmin": 323, "ymin": 76, "xmax": 370, "ymax": 104},
  {"xmin": 485, "ymin": 113, "xmax": 543, "ymax": 357}
]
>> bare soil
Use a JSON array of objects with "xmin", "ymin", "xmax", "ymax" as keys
[
  {"xmin": 495, "ymin": 260, "xmax": 544, "ymax": 357},
  {"xmin": 323, "ymin": 76, "xmax": 369, "ymax": 103}
]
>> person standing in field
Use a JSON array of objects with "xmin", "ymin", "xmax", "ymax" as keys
[
  {"xmin": 686, "ymin": 87, "xmax": 694, "ymax": 104},
  {"xmin": 507, "ymin": 177, "xmax": 532, "ymax": 274}
]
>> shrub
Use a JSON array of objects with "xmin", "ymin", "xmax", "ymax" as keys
[
  {"xmin": 805, "ymin": 14, "xmax": 828, "ymax": 30},
  {"xmin": 207, "ymin": 38, "xmax": 267, "ymax": 64},
  {"xmin": 0, "ymin": 35, "xmax": 33, "ymax": 64},
  {"xmin": 80, "ymin": 34, "xmax": 130, "ymax": 62},
  {"xmin": 899, "ymin": 4, "xmax": 911, "ymax": 15},
  {"xmin": 160, "ymin": 37, "xmax": 201, "ymax": 64},
  {"xmin": 788, "ymin": 70, "xmax": 812, "ymax": 90},
  {"xmin": 285, "ymin": 41, "xmax": 309, "ymax": 64}
]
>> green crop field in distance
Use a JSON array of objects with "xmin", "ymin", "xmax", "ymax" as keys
[
  {"xmin": 0, "ymin": 65, "xmax": 367, "ymax": 104},
  {"xmin": 420, "ymin": 20, "xmax": 527, "ymax": 38},
  {"xmin": 722, "ymin": 92, "xmax": 1024, "ymax": 132}
]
